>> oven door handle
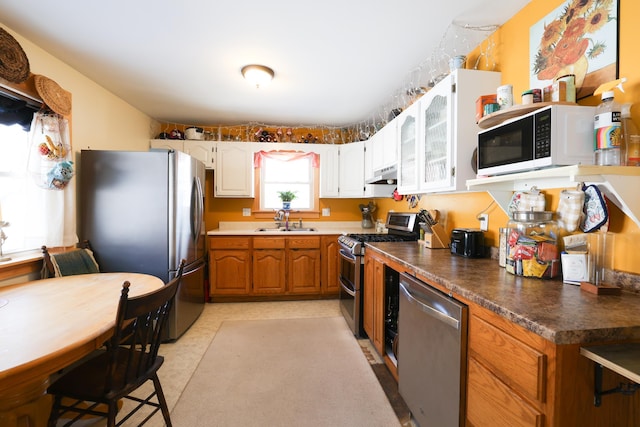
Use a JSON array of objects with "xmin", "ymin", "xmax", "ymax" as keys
[
  {"xmin": 339, "ymin": 249, "xmax": 356, "ymax": 263},
  {"xmin": 339, "ymin": 277, "xmax": 357, "ymax": 297}
]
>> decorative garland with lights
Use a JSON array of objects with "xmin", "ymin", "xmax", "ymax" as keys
[{"xmin": 155, "ymin": 22, "xmax": 499, "ymax": 144}]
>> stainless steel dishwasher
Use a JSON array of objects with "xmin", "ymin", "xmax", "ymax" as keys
[{"xmin": 398, "ymin": 272, "xmax": 468, "ymax": 427}]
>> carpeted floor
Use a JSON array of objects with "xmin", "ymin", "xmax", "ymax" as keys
[
  {"xmin": 170, "ymin": 317, "xmax": 401, "ymax": 427},
  {"xmin": 55, "ymin": 301, "xmax": 413, "ymax": 426}
]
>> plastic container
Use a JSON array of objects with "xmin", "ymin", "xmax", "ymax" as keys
[
  {"xmin": 505, "ymin": 211, "xmax": 560, "ymax": 279},
  {"xmin": 594, "ymin": 91, "xmax": 622, "ymax": 165},
  {"xmin": 620, "ymin": 103, "xmax": 640, "ymax": 166}
]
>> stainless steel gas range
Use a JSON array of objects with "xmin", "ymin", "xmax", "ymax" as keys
[{"xmin": 337, "ymin": 212, "xmax": 420, "ymax": 337}]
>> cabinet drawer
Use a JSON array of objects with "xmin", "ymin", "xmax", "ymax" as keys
[
  {"xmin": 253, "ymin": 237, "xmax": 285, "ymax": 249},
  {"xmin": 469, "ymin": 314, "xmax": 546, "ymax": 404},
  {"xmin": 287, "ymin": 236, "xmax": 320, "ymax": 249},
  {"xmin": 467, "ymin": 358, "xmax": 544, "ymax": 427},
  {"xmin": 209, "ymin": 237, "xmax": 250, "ymax": 250}
]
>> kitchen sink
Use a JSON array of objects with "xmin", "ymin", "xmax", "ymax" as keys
[{"xmin": 255, "ymin": 227, "xmax": 317, "ymax": 232}]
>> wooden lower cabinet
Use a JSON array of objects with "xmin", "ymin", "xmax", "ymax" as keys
[
  {"xmin": 363, "ymin": 251, "xmax": 385, "ymax": 355},
  {"xmin": 209, "ymin": 235, "xmax": 331, "ymax": 298},
  {"xmin": 252, "ymin": 237, "xmax": 286, "ymax": 294},
  {"xmin": 466, "ymin": 301, "xmax": 640, "ymax": 427},
  {"xmin": 467, "ymin": 357, "xmax": 544, "ymax": 427},
  {"xmin": 209, "ymin": 237, "xmax": 251, "ymax": 296},
  {"xmin": 287, "ymin": 236, "xmax": 321, "ymax": 294},
  {"xmin": 320, "ymin": 235, "xmax": 340, "ymax": 295}
]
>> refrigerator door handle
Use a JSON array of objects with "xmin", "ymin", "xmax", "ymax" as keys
[{"xmin": 191, "ymin": 176, "xmax": 204, "ymax": 244}]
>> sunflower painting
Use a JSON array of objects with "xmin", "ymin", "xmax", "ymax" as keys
[{"xmin": 530, "ymin": 0, "xmax": 619, "ymax": 99}]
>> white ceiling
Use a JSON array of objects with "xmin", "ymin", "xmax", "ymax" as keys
[{"xmin": 1, "ymin": 0, "xmax": 530, "ymax": 127}]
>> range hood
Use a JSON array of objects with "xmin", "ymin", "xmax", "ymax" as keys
[{"xmin": 366, "ymin": 164, "xmax": 397, "ymax": 184}]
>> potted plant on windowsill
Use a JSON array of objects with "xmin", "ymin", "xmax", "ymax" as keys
[{"xmin": 278, "ymin": 191, "xmax": 296, "ymax": 210}]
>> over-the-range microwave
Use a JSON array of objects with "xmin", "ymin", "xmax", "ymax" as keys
[{"xmin": 477, "ymin": 104, "xmax": 595, "ymax": 176}]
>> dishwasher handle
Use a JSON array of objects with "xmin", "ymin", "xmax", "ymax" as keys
[{"xmin": 399, "ymin": 281, "xmax": 460, "ymax": 330}]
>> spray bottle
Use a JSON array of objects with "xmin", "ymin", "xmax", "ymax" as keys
[
  {"xmin": 594, "ymin": 78, "xmax": 626, "ymax": 166},
  {"xmin": 621, "ymin": 103, "xmax": 640, "ymax": 166}
]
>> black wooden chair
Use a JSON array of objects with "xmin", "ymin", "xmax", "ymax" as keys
[
  {"xmin": 41, "ymin": 240, "xmax": 100, "ymax": 279},
  {"xmin": 46, "ymin": 260, "xmax": 185, "ymax": 427}
]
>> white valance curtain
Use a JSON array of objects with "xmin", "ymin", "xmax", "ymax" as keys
[
  {"xmin": 24, "ymin": 112, "xmax": 78, "ymax": 248},
  {"xmin": 253, "ymin": 150, "xmax": 319, "ymax": 168}
]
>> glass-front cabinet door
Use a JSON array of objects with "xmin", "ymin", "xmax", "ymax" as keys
[
  {"xmin": 418, "ymin": 69, "xmax": 502, "ymax": 193},
  {"xmin": 420, "ymin": 78, "xmax": 453, "ymax": 191},
  {"xmin": 397, "ymin": 101, "xmax": 419, "ymax": 194}
]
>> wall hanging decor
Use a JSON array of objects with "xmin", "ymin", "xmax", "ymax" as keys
[
  {"xmin": 0, "ymin": 27, "xmax": 30, "ymax": 83},
  {"xmin": 34, "ymin": 74, "xmax": 72, "ymax": 116},
  {"xmin": 530, "ymin": 0, "xmax": 619, "ymax": 100},
  {"xmin": 27, "ymin": 112, "xmax": 74, "ymax": 190}
]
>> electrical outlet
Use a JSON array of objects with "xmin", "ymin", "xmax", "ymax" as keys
[
  {"xmin": 242, "ymin": 208, "xmax": 251, "ymax": 217},
  {"xmin": 479, "ymin": 214, "xmax": 489, "ymax": 231},
  {"xmin": 322, "ymin": 208, "xmax": 331, "ymax": 217}
]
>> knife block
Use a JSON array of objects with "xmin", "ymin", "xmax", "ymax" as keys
[{"xmin": 420, "ymin": 223, "xmax": 449, "ymax": 249}]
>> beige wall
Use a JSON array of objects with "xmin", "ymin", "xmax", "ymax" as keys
[{"xmin": 2, "ymin": 23, "xmax": 154, "ymax": 153}]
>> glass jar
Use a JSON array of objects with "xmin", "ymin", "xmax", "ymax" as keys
[{"xmin": 505, "ymin": 211, "xmax": 560, "ymax": 279}]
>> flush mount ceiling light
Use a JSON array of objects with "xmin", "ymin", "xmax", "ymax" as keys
[{"xmin": 241, "ymin": 64, "xmax": 274, "ymax": 88}]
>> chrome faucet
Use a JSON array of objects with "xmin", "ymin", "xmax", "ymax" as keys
[{"xmin": 274, "ymin": 209, "xmax": 290, "ymax": 229}]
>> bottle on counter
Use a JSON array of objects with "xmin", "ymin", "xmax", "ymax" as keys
[
  {"xmin": 620, "ymin": 103, "xmax": 640, "ymax": 166},
  {"xmin": 594, "ymin": 90, "xmax": 622, "ymax": 166}
]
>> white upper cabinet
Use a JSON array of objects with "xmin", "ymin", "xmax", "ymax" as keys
[
  {"xmin": 315, "ymin": 144, "xmax": 341, "ymax": 198},
  {"xmin": 380, "ymin": 119, "xmax": 398, "ymax": 171},
  {"xmin": 339, "ymin": 141, "xmax": 366, "ymax": 197},
  {"xmin": 183, "ymin": 141, "xmax": 215, "ymax": 169},
  {"xmin": 214, "ymin": 142, "xmax": 258, "ymax": 197},
  {"xmin": 369, "ymin": 130, "xmax": 385, "ymax": 178},
  {"xmin": 397, "ymin": 101, "xmax": 420, "ymax": 194},
  {"xmin": 150, "ymin": 139, "xmax": 184, "ymax": 152},
  {"xmin": 150, "ymin": 139, "xmax": 216, "ymax": 169},
  {"xmin": 364, "ymin": 137, "xmax": 375, "ymax": 183},
  {"xmin": 365, "ymin": 120, "xmax": 398, "ymax": 183},
  {"xmin": 418, "ymin": 69, "xmax": 501, "ymax": 193}
]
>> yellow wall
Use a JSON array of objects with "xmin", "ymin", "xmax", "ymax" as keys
[{"xmin": 375, "ymin": 0, "xmax": 640, "ymax": 275}]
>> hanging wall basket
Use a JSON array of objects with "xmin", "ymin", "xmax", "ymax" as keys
[
  {"xmin": 0, "ymin": 27, "xmax": 30, "ymax": 83},
  {"xmin": 28, "ymin": 113, "xmax": 74, "ymax": 190},
  {"xmin": 34, "ymin": 74, "xmax": 72, "ymax": 116}
]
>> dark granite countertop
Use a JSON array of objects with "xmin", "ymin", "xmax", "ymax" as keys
[{"xmin": 366, "ymin": 242, "xmax": 640, "ymax": 345}]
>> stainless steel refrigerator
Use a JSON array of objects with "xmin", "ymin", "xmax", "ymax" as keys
[{"xmin": 79, "ymin": 149, "xmax": 206, "ymax": 340}]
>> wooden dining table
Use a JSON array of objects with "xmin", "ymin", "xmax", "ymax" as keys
[{"xmin": 0, "ymin": 272, "xmax": 164, "ymax": 427}]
